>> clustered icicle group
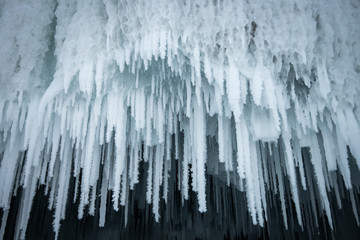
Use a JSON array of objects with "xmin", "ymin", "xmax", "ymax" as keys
[{"xmin": 0, "ymin": 0, "xmax": 360, "ymax": 239}]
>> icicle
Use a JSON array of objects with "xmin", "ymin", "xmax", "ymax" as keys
[
  {"xmin": 182, "ymin": 124, "xmax": 190, "ymax": 200},
  {"xmin": 235, "ymin": 120, "xmax": 246, "ymax": 179},
  {"xmin": 120, "ymin": 153, "xmax": 128, "ymax": 206},
  {"xmin": 153, "ymin": 144, "xmax": 164, "ymax": 221},
  {"xmin": 344, "ymin": 108, "xmax": 360, "ymax": 169},
  {"xmin": 250, "ymin": 140, "xmax": 264, "ymax": 226},
  {"xmin": 0, "ymin": 135, "xmax": 21, "ymax": 209},
  {"xmin": 112, "ymin": 99, "xmax": 127, "ymax": 211},
  {"xmin": 193, "ymin": 100, "xmax": 207, "ymax": 212},
  {"xmin": 292, "ymin": 136, "xmax": 307, "ymax": 190},
  {"xmin": 218, "ymin": 115, "xmax": 225, "ymax": 163},
  {"xmin": 273, "ymin": 143, "xmax": 288, "ymax": 229},
  {"xmin": 163, "ymin": 153, "xmax": 170, "ymax": 203},
  {"xmin": 99, "ymin": 147, "xmax": 110, "ymax": 227},
  {"xmin": 282, "ymin": 132, "xmax": 303, "ymax": 227},
  {"xmin": 53, "ymin": 134, "xmax": 71, "ymax": 239},
  {"xmin": 146, "ymin": 148, "xmax": 153, "ymax": 204},
  {"xmin": 309, "ymin": 132, "xmax": 333, "ymax": 229}
]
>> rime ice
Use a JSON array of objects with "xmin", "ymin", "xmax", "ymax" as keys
[{"xmin": 0, "ymin": 0, "xmax": 360, "ymax": 239}]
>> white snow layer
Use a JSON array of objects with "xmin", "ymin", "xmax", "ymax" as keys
[{"xmin": 0, "ymin": 0, "xmax": 360, "ymax": 238}]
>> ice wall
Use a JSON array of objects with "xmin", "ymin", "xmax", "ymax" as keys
[{"xmin": 0, "ymin": 0, "xmax": 360, "ymax": 239}]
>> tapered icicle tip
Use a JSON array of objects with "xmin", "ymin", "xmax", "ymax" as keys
[{"xmin": 0, "ymin": 0, "xmax": 360, "ymax": 239}]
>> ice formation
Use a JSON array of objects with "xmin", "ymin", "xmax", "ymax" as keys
[{"xmin": 0, "ymin": 0, "xmax": 360, "ymax": 239}]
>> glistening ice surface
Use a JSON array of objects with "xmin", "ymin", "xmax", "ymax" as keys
[{"xmin": 0, "ymin": 0, "xmax": 360, "ymax": 239}]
